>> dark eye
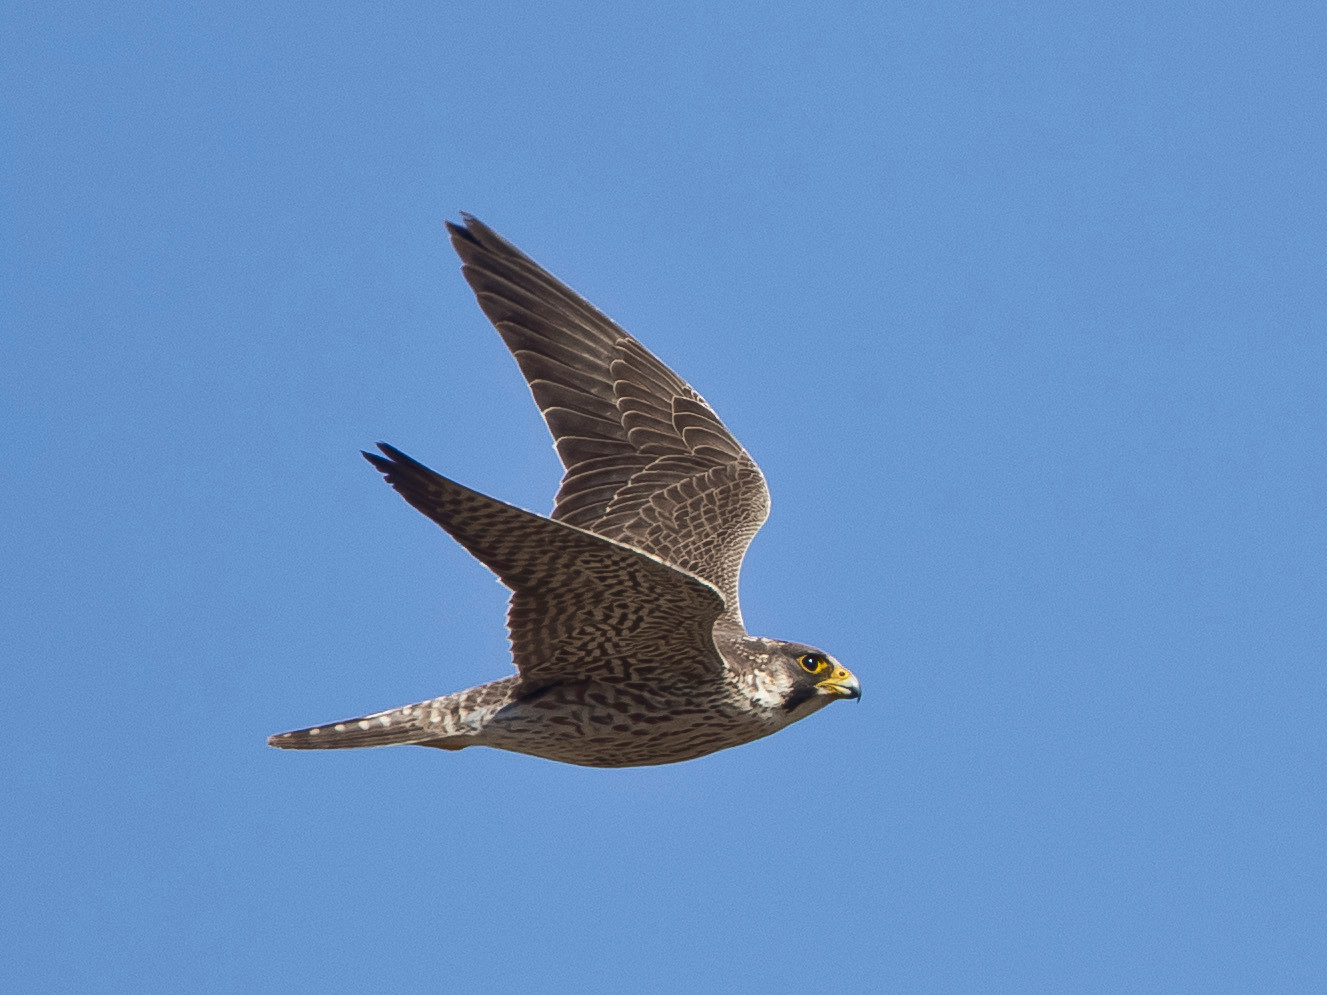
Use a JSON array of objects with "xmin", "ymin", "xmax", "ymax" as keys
[{"xmin": 798, "ymin": 654, "xmax": 825, "ymax": 674}]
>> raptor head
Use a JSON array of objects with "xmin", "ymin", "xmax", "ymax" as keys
[
  {"xmin": 739, "ymin": 638, "xmax": 860, "ymax": 714},
  {"xmin": 786, "ymin": 645, "xmax": 860, "ymax": 710}
]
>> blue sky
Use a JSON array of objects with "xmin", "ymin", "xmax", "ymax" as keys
[{"xmin": 4, "ymin": 1, "xmax": 1324, "ymax": 991}]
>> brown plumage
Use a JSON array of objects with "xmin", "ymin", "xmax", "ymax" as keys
[{"xmin": 268, "ymin": 216, "xmax": 858, "ymax": 767}]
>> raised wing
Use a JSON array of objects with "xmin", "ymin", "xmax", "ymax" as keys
[
  {"xmin": 447, "ymin": 216, "xmax": 769, "ymax": 632},
  {"xmin": 363, "ymin": 444, "xmax": 726, "ymax": 691}
]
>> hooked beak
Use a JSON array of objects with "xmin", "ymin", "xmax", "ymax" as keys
[{"xmin": 815, "ymin": 665, "xmax": 861, "ymax": 701}]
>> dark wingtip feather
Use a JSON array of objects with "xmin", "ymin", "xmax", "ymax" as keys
[
  {"xmin": 374, "ymin": 441, "xmax": 421, "ymax": 466},
  {"xmin": 447, "ymin": 213, "xmax": 489, "ymax": 249},
  {"xmin": 445, "ymin": 215, "xmax": 476, "ymax": 246},
  {"xmin": 362, "ymin": 443, "xmax": 434, "ymax": 482},
  {"xmin": 447, "ymin": 214, "xmax": 533, "ymax": 267}
]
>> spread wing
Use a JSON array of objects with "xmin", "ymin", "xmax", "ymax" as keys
[
  {"xmin": 364, "ymin": 444, "xmax": 726, "ymax": 691},
  {"xmin": 447, "ymin": 215, "xmax": 769, "ymax": 632}
]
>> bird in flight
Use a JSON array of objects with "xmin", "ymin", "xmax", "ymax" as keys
[{"xmin": 269, "ymin": 216, "xmax": 859, "ymax": 767}]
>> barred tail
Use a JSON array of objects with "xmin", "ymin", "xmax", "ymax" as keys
[
  {"xmin": 267, "ymin": 700, "xmax": 439, "ymax": 750},
  {"xmin": 268, "ymin": 677, "xmax": 521, "ymax": 752}
]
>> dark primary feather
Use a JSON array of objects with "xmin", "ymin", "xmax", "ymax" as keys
[
  {"xmin": 447, "ymin": 215, "xmax": 770, "ymax": 629},
  {"xmin": 362, "ymin": 444, "xmax": 726, "ymax": 691}
]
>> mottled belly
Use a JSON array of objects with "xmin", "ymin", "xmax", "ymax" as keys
[{"xmin": 478, "ymin": 681, "xmax": 784, "ymax": 768}]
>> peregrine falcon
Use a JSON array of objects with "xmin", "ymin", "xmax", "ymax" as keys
[{"xmin": 268, "ymin": 216, "xmax": 859, "ymax": 767}]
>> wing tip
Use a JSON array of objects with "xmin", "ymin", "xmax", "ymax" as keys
[
  {"xmin": 447, "ymin": 213, "xmax": 509, "ymax": 257},
  {"xmin": 445, "ymin": 214, "xmax": 475, "ymax": 245},
  {"xmin": 362, "ymin": 442, "xmax": 416, "ymax": 473}
]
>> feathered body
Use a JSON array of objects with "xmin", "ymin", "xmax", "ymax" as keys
[{"xmin": 269, "ymin": 217, "xmax": 858, "ymax": 767}]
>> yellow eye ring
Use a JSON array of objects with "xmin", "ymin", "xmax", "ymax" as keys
[{"xmin": 797, "ymin": 653, "xmax": 827, "ymax": 674}]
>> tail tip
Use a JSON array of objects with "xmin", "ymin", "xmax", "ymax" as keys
[{"xmin": 267, "ymin": 729, "xmax": 308, "ymax": 749}]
